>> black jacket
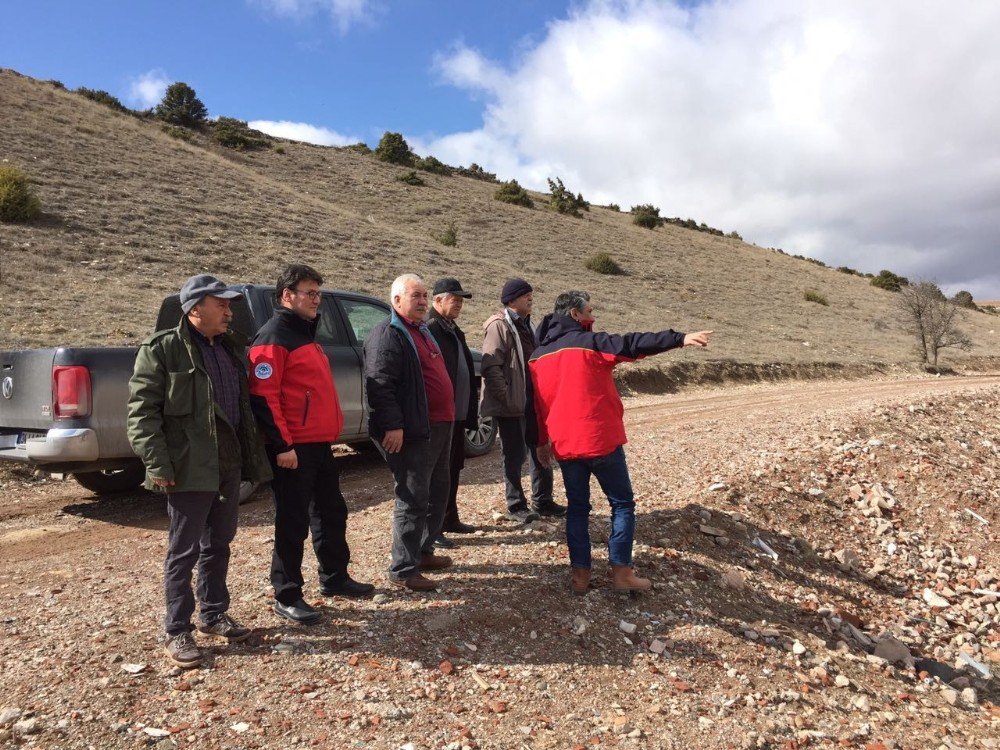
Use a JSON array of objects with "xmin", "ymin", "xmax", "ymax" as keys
[
  {"xmin": 427, "ymin": 308, "xmax": 479, "ymax": 430},
  {"xmin": 363, "ymin": 310, "xmax": 431, "ymax": 442}
]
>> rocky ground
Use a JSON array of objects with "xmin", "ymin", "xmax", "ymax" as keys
[{"xmin": 1, "ymin": 376, "xmax": 999, "ymax": 750}]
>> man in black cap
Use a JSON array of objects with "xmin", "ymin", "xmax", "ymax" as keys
[
  {"xmin": 128, "ymin": 275, "xmax": 271, "ymax": 669},
  {"xmin": 480, "ymin": 278, "xmax": 562, "ymax": 523},
  {"xmin": 427, "ymin": 278, "xmax": 480, "ymax": 548}
]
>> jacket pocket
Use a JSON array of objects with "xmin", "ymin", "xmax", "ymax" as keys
[
  {"xmin": 164, "ymin": 370, "xmax": 195, "ymax": 416},
  {"xmin": 301, "ymin": 390, "xmax": 312, "ymax": 426}
]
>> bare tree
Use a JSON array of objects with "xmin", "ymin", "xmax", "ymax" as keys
[{"xmin": 895, "ymin": 281, "xmax": 972, "ymax": 367}]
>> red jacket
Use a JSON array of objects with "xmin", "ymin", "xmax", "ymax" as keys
[
  {"xmin": 528, "ymin": 313, "xmax": 685, "ymax": 460},
  {"xmin": 248, "ymin": 308, "xmax": 344, "ymax": 451}
]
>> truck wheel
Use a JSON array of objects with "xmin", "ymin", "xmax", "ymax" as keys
[
  {"xmin": 464, "ymin": 416, "xmax": 497, "ymax": 457},
  {"xmin": 73, "ymin": 461, "xmax": 146, "ymax": 495}
]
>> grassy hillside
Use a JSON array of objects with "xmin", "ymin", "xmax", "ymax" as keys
[{"xmin": 2, "ymin": 68, "xmax": 998, "ymax": 380}]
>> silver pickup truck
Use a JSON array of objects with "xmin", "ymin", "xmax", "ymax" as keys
[{"xmin": 0, "ymin": 284, "xmax": 497, "ymax": 494}]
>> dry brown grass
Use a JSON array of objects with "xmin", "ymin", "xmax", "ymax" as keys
[{"xmin": 2, "ymin": 68, "xmax": 999, "ymax": 378}]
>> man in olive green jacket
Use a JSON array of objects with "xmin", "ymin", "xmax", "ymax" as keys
[{"xmin": 127, "ymin": 275, "xmax": 271, "ymax": 669}]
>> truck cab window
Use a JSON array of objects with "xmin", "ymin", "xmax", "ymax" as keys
[{"xmin": 340, "ymin": 299, "xmax": 390, "ymax": 346}]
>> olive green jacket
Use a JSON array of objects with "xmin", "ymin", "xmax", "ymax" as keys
[{"xmin": 127, "ymin": 318, "xmax": 272, "ymax": 493}]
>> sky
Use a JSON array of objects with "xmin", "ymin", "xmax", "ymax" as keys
[{"xmin": 7, "ymin": 0, "xmax": 1000, "ymax": 298}]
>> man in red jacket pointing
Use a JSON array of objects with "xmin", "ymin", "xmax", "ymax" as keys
[
  {"xmin": 529, "ymin": 290, "xmax": 712, "ymax": 595},
  {"xmin": 249, "ymin": 264, "xmax": 374, "ymax": 625}
]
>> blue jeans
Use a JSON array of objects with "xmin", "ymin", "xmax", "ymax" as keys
[{"xmin": 558, "ymin": 446, "xmax": 635, "ymax": 569}]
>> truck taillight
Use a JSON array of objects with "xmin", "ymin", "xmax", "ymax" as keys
[{"xmin": 53, "ymin": 365, "xmax": 92, "ymax": 419}]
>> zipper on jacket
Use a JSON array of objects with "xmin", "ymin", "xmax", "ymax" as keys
[{"xmin": 302, "ymin": 390, "xmax": 311, "ymax": 426}]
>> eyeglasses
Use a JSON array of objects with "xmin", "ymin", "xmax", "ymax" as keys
[{"xmin": 291, "ymin": 288, "xmax": 322, "ymax": 300}]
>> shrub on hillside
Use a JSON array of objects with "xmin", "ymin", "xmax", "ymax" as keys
[
  {"xmin": 837, "ymin": 266, "xmax": 863, "ymax": 276},
  {"xmin": 630, "ymin": 204, "xmax": 663, "ymax": 229},
  {"xmin": 211, "ymin": 117, "xmax": 271, "ymax": 150},
  {"xmin": 585, "ymin": 252, "xmax": 624, "ymax": 275},
  {"xmin": 156, "ymin": 82, "xmax": 208, "ymax": 128},
  {"xmin": 417, "ymin": 155, "xmax": 452, "ymax": 175},
  {"xmin": 804, "ymin": 289, "xmax": 829, "ymax": 306},
  {"xmin": 397, "ymin": 170, "xmax": 425, "ymax": 186},
  {"xmin": 75, "ymin": 87, "xmax": 129, "ymax": 113},
  {"xmin": 456, "ymin": 163, "xmax": 498, "ymax": 182},
  {"xmin": 346, "ymin": 142, "xmax": 372, "ymax": 155},
  {"xmin": 375, "ymin": 132, "xmax": 416, "ymax": 166},
  {"xmin": 952, "ymin": 290, "xmax": 977, "ymax": 310},
  {"xmin": 871, "ymin": 269, "xmax": 909, "ymax": 292},
  {"xmin": 48, "ymin": 80, "xmax": 66, "ymax": 90},
  {"xmin": 494, "ymin": 180, "xmax": 534, "ymax": 208},
  {"xmin": 547, "ymin": 177, "xmax": 589, "ymax": 217},
  {"xmin": 0, "ymin": 165, "xmax": 42, "ymax": 223},
  {"xmin": 161, "ymin": 124, "xmax": 196, "ymax": 143},
  {"xmin": 434, "ymin": 222, "xmax": 458, "ymax": 247},
  {"xmin": 727, "ymin": 230, "xmax": 742, "ymax": 240},
  {"xmin": 606, "ymin": 203, "xmax": 620, "ymax": 212}
]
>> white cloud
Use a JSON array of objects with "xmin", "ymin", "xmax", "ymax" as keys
[
  {"xmin": 428, "ymin": 0, "xmax": 1000, "ymax": 297},
  {"xmin": 249, "ymin": 119, "xmax": 359, "ymax": 146},
  {"xmin": 127, "ymin": 69, "xmax": 171, "ymax": 109},
  {"xmin": 251, "ymin": 0, "xmax": 375, "ymax": 33}
]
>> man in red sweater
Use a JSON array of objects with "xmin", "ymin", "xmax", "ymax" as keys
[
  {"xmin": 249, "ymin": 264, "xmax": 373, "ymax": 624},
  {"xmin": 530, "ymin": 291, "xmax": 712, "ymax": 595}
]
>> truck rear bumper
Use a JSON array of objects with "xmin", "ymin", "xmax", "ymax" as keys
[{"xmin": 0, "ymin": 428, "xmax": 101, "ymax": 464}]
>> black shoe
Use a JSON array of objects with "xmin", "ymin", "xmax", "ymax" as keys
[
  {"xmin": 273, "ymin": 598, "xmax": 322, "ymax": 625},
  {"xmin": 533, "ymin": 501, "xmax": 566, "ymax": 518},
  {"xmin": 443, "ymin": 520, "xmax": 477, "ymax": 534},
  {"xmin": 506, "ymin": 508, "xmax": 540, "ymax": 524},
  {"xmin": 319, "ymin": 576, "xmax": 376, "ymax": 598},
  {"xmin": 433, "ymin": 533, "xmax": 457, "ymax": 549}
]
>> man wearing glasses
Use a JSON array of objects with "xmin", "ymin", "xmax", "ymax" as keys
[{"xmin": 249, "ymin": 264, "xmax": 374, "ymax": 625}]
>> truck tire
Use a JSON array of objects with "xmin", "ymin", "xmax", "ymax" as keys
[
  {"xmin": 464, "ymin": 415, "xmax": 498, "ymax": 457},
  {"xmin": 73, "ymin": 461, "xmax": 146, "ymax": 495}
]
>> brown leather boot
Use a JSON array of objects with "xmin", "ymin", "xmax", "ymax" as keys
[
  {"xmin": 388, "ymin": 573, "xmax": 438, "ymax": 592},
  {"xmin": 419, "ymin": 553, "xmax": 453, "ymax": 571},
  {"xmin": 570, "ymin": 567, "xmax": 591, "ymax": 595},
  {"xmin": 610, "ymin": 565, "xmax": 651, "ymax": 593}
]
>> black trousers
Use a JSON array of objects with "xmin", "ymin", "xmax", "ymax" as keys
[
  {"xmin": 376, "ymin": 422, "xmax": 453, "ymax": 580},
  {"xmin": 268, "ymin": 442, "xmax": 350, "ymax": 605},
  {"xmin": 164, "ymin": 469, "xmax": 242, "ymax": 636},
  {"xmin": 443, "ymin": 420, "xmax": 466, "ymax": 528},
  {"xmin": 497, "ymin": 415, "xmax": 553, "ymax": 512}
]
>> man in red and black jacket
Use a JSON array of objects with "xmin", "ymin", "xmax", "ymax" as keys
[
  {"xmin": 249, "ymin": 264, "xmax": 373, "ymax": 625},
  {"xmin": 529, "ymin": 290, "xmax": 712, "ymax": 596}
]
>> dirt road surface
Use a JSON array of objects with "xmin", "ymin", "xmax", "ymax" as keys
[{"xmin": 1, "ymin": 374, "xmax": 999, "ymax": 749}]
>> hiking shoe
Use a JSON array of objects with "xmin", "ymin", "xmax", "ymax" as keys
[
  {"xmin": 533, "ymin": 501, "xmax": 566, "ymax": 518},
  {"xmin": 419, "ymin": 553, "xmax": 453, "ymax": 571},
  {"xmin": 164, "ymin": 632, "xmax": 203, "ymax": 669},
  {"xmin": 443, "ymin": 520, "xmax": 477, "ymax": 534},
  {"xmin": 432, "ymin": 533, "xmax": 457, "ymax": 549},
  {"xmin": 506, "ymin": 508, "xmax": 540, "ymax": 524},
  {"xmin": 320, "ymin": 576, "xmax": 376, "ymax": 598},
  {"xmin": 387, "ymin": 573, "xmax": 438, "ymax": 592},
  {"xmin": 273, "ymin": 598, "xmax": 322, "ymax": 625},
  {"xmin": 197, "ymin": 614, "xmax": 251, "ymax": 642},
  {"xmin": 610, "ymin": 564, "xmax": 652, "ymax": 593}
]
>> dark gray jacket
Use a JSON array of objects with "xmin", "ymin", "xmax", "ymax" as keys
[{"xmin": 427, "ymin": 309, "xmax": 479, "ymax": 430}]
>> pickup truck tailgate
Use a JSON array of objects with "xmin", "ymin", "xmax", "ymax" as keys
[
  {"xmin": 0, "ymin": 347, "xmax": 139, "ymax": 465},
  {"xmin": 0, "ymin": 349, "xmax": 57, "ymax": 432}
]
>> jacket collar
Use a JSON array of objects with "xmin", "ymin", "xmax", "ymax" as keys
[
  {"xmin": 429, "ymin": 307, "xmax": 463, "ymax": 335},
  {"xmin": 276, "ymin": 306, "xmax": 320, "ymax": 339},
  {"xmin": 177, "ymin": 316, "xmax": 244, "ymax": 353},
  {"xmin": 536, "ymin": 312, "xmax": 584, "ymax": 346}
]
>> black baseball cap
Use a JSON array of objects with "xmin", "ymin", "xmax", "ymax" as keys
[
  {"xmin": 432, "ymin": 277, "xmax": 472, "ymax": 298},
  {"xmin": 179, "ymin": 274, "xmax": 242, "ymax": 313}
]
